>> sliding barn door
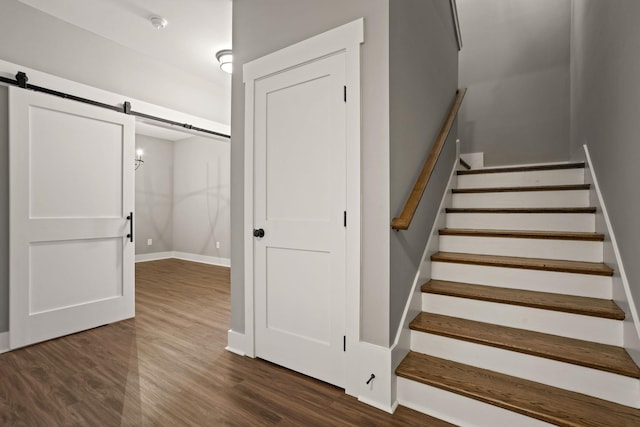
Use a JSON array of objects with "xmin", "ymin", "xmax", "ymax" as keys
[{"xmin": 9, "ymin": 88, "xmax": 135, "ymax": 349}]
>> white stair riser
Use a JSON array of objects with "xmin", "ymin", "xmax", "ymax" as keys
[
  {"xmin": 458, "ymin": 169, "xmax": 585, "ymax": 189},
  {"xmin": 410, "ymin": 332, "xmax": 638, "ymax": 407},
  {"xmin": 431, "ymin": 262, "xmax": 612, "ymax": 299},
  {"xmin": 422, "ymin": 294, "xmax": 622, "ymax": 346},
  {"xmin": 446, "ymin": 213, "xmax": 595, "ymax": 232},
  {"xmin": 452, "ymin": 190, "xmax": 590, "ymax": 209},
  {"xmin": 439, "ymin": 235, "xmax": 603, "ymax": 263},
  {"xmin": 397, "ymin": 377, "xmax": 554, "ymax": 427}
]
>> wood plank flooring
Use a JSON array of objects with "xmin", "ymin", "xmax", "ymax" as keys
[{"xmin": 0, "ymin": 259, "xmax": 452, "ymax": 427}]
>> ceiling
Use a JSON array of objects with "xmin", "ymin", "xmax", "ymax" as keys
[{"xmin": 17, "ymin": 0, "xmax": 232, "ymax": 88}]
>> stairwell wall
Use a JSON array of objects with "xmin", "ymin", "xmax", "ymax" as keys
[
  {"xmin": 570, "ymin": 0, "xmax": 640, "ymax": 347},
  {"xmin": 457, "ymin": 0, "xmax": 572, "ymax": 166},
  {"xmin": 389, "ymin": 0, "xmax": 459, "ymax": 345}
]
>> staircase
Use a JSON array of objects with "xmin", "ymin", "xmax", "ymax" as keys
[{"xmin": 395, "ymin": 162, "xmax": 640, "ymax": 426}]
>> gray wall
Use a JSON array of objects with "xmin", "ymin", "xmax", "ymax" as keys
[
  {"xmin": 173, "ymin": 136, "xmax": 231, "ymax": 260},
  {"xmin": 570, "ymin": 0, "xmax": 640, "ymax": 318},
  {"xmin": 389, "ymin": 0, "xmax": 459, "ymax": 344},
  {"xmin": 0, "ymin": 0, "xmax": 229, "ymax": 124},
  {"xmin": 458, "ymin": 0, "xmax": 571, "ymax": 166},
  {"xmin": 135, "ymin": 135, "xmax": 175, "ymax": 255},
  {"xmin": 231, "ymin": 0, "xmax": 392, "ymax": 345},
  {"xmin": 0, "ymin": 87, "xmax": 8, "ymax": 332},
  {"xmin": 134, "ymin": 134, "xmax": 231, "ymax": 260}
]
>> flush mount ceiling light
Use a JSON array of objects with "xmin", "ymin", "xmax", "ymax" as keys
[
  {"xmin": 149, "ymin": 16, "xmax": 168, "ymax": 30},
  {"xmin": 216, "ymin": 49, "xmax": 233, "ymax": 74}
]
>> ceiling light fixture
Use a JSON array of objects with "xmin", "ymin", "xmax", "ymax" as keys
[
  {"xmin": 150, "ymin": 16, "xmax": 168, "ymax": 30},
  {"xmin": 216, "ymin": 49, "xmax": 233, "ymax": 74}
]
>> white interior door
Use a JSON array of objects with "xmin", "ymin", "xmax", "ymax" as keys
[
  {"xmin": 9, "ymin": 88, "xmax": 135, "ymax": 349},
  {"xmin": 253, "ymin": 52, "xmax": 347, "ymax": 387}
]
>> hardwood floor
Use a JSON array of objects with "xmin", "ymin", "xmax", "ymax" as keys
[{"xmin": 0, "ymin": 259, "xmax": 452, "ymax": 426}]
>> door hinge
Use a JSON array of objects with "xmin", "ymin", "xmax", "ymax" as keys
[
  {"xmin": 343, "ymin": 211, "xmax": 347, "ymax": 227},
  {"xmin": 343, "ymin": 85, "xmax": 347, "ymax": 102},
  {"xmin": 343, "ymin": 335, "xmax": 346, "ymax": 352}
]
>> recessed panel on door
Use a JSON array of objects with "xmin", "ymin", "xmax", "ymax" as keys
[
  {"xmin": 29, "ymin": 238, "xmax": 123, "ymax": 314},
  {"xmin": 29, "ymin": 107, "xmax": 123, "ymax": 219},
  {"xmin": 266, "ymin": 247, "xmax": 331, "ymax": 344},
  {"xmin": 266, "ymin": 76, "xmax": 332, "ymax": 222}
]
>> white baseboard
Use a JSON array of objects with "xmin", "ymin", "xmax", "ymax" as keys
[
  {"xmin": 0, "ymin": 332, "xmax": 9, "ymax": 353},
  {"xmin": 135, "ymin": 251, "xmax": 231, "ymax": 267},
  {"xmin": 226, "ymin": 329, "xmax": 248, "ymax": 356},
  {"xmin": 172, "ymin": 251, "xmax": 231, "ymax": 267},
  {"xmin": 135, "ymin": 251, "xmax": 173, "ymax": 262},
  {"xmin": 583, "ymin": 144, "xmax": 640, "ymax": 365},
  {"xmin": 355, "ymin": 341, "xmax": 396, "ymax": 413}
]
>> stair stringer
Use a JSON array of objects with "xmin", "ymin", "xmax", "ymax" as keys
[
  {"xmin": 390, "ymin": 154, "xmax": 461, "ymax": 401},
  {"xmin": 583, "ymin": 144, "xmax": 640, "ymax": 367}
]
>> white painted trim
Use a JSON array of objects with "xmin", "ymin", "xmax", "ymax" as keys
[
  {"xmin": 225, "ymin": 330, "xmax": 247, "ymax": 357},
  {"xmin": 172, "ymin": 252, "xmax": 230, "ymax": 267},
  {"xmin": 241, "ymin": 19, "xmax": 364, "ymax": 397},
  {"xmin": 135, "ymin": 252, "xmax": 174, "ymax": 263},
  {"xmin": 392, "ymin": 156, "xmax": 460, "ymax": 355},
  {"xmin": 459, "ymin": 151, "xmax": 484, "ymax": 169},
  {"xmin": 583, "ymin": 145, "xmax": 640, "ymax": 365},
  {"xmin": 0, "ymin": 332, "xmax": 8, "ymax": 354},
  {"xmin": 135, "ymin": 251, "xmax": 231, "ymax": 267},
  {"xmin": 0, "ymin": 60, "xmax": 228, "ymax": 137},
  {"xmin": 390, "ymin": 150, "xmax": 461, "ymax": 406},
  {"xmin": 355, "ymin": 341, "xmax": 396, "ymax": 413}
]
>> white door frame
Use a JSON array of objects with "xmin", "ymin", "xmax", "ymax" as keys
[{"xmin": 243, "ymin": 18, "xmax": 363, "ymax": 395}]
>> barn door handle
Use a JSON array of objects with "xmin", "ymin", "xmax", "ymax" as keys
[
  {"xmin": 126, "ymin": 212, "xmax": 134, "ymax": 243},
  {"xmin": 253, "ymin": 228, "xmax": 265, "ymax": 238}
]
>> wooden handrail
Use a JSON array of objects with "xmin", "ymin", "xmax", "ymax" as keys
[{"xmin": 391, "ymin": 88, "xmax": 467, "ymax": 230}]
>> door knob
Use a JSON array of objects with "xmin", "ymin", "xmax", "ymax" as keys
[{"xmin": 253, "ymin": 228, "xmax": 265, "ymax": 238}]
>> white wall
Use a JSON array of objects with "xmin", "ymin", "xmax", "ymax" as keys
[
  {"xmin": 173, "ymin": 136, "xmax": 231, "ymax": 260},
  {"xmin": 135, "ymin": 135, "xmax": 174, "ymax": 255},
  {"xmin": 458, "ymin": 0, "xmax": 571, "ymax": 166},
  {"xmin": 570, "ymin": 0, "xmax": 640, "ymax": 328}
]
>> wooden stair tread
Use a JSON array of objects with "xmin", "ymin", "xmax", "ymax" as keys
[
  {"xmin": 446, "ymin": 207, "xmax": 596, "ymax": 213},
  {"xmin": 422, "ymin": 280, "xmax": 625, "ymax": 320},
  {"xmin": 452, "ymin": 184, "xmax": 590, "ymax": 194},
  {"xmin": 410, "ymin": 312, "xmax": 639, "ymax": 377},
  {"xmin": 439, "ymin": 228, "xmax": 604, "ymax": 241},
  {"xmin": 457, "ymin": 162, "xmax": 585, "ymax": 175},
  {"xmin": 431, "ymin": 252, "xmax": 614, "ymax": 276},
  {"xmin": 396, "ymin": 352, "xmax": 640, "ymax": 427}
]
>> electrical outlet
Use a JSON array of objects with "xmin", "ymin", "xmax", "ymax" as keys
[
  {"xmin": 216, "ymin": 241, "xmax": 220, "ymax": 249},
  {"xmin": 147, "ymin": 238, "xmax": 153, "ymax": 246}
]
